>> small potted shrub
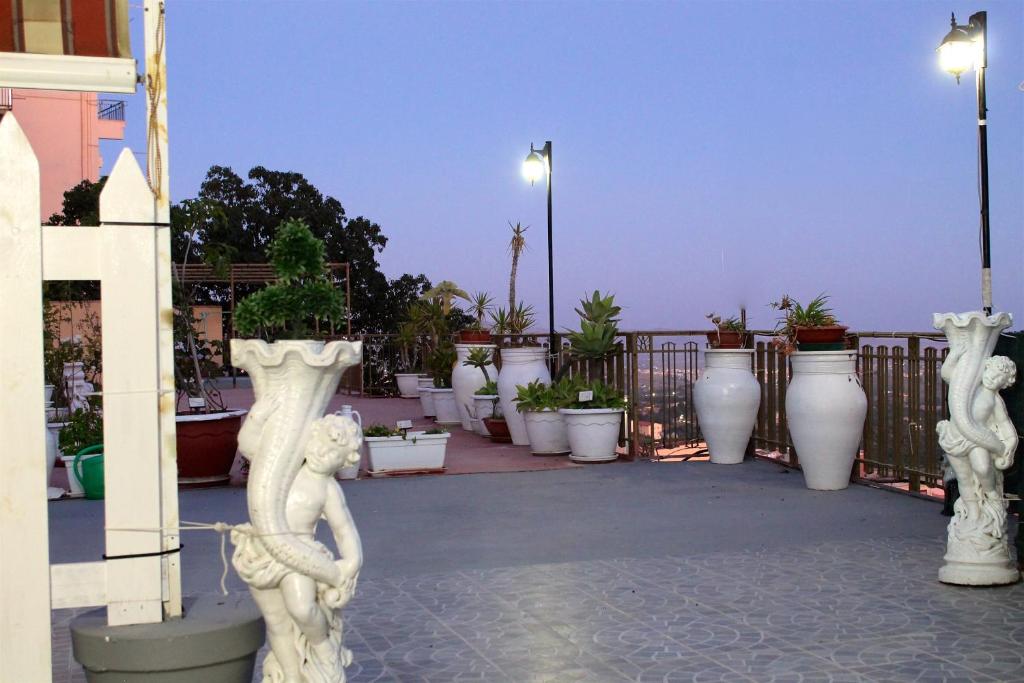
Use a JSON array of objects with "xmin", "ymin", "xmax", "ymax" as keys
[
  {"xmin": 705, "ymin": 313, "xmax": 749, "ymax": 349},
  {"xmin": 455, "ymin": 346, "xmax": 496, "ymax": 432},
  {"xmin": 472, "ymin": 380, "xmax": 499, "ymax": 437},
  {"xmin": 363, "ymin": 424, "xmax": 451, "ymax": 473},
  {"xmin": 770, "ymin": 293, "xmax": 847, "ymax": 354},
  {"xmin": 425, "ymin": 343, "xmax": 461, "ymax": 425},
  {"xmin": 481, "ymin": 395, "xmax": 512, "ymax": 443},
  {"xmin": 515, "ymin": 379, "xmax": 570, "ymax": 455},
  {"xmin": 459, "ymin": 291, "xmax": 494, "ymax": 343},
  {"xmin": 393, "ymin": 321, "xmax": 424, "ymax": 398}
]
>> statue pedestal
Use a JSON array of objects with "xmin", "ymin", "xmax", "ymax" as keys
[
  {"xmin": 70, "ymin": 595, "xmax": 264, "ymax": 682},
  {"xmin": 939, "ymin": 556, "xmax": 1019, "ymax": 586}
]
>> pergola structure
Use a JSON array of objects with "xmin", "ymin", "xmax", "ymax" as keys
[{"xmin": 173, "ymin": 261, "xmax": 352, "ymax": 335}]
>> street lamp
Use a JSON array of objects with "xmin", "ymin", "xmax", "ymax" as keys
[
  {"xmin": 938, "ymin": 11, "xmax": 992, "ymax": 315},
  {"xmin": 522, "ymin": 141, "xmax": 554, "ymax": 359}
]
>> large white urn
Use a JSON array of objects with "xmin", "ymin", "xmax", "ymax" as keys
[
  {"xmin": 694, "ymin": 349, "xmax": 760, "ymax": 465},
  {"xmin": 452, "ymin": 343, "xmax": 496, "ymax": 431},
  {"xmin": 786, "ymin": 350, "xmax": 867, "ymax": 490},
  {"xmin": 497, "ymin": 347, "xmax": 550, "ymax": 446}
]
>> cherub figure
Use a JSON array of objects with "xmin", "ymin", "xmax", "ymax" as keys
[
  {"xmin": 939, "ymin": 355, "xmax": 1018, "ymax": 555},
  {"xmin": 232, "ymin": 414, "xmax": 363, "ymax": 683}
]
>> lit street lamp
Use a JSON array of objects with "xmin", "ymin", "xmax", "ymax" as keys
[
  {"xmin": 938, "ymin": 11, "xmax": 992, "ymax": 315},
  {"xmin": 522, "ymin": 141, "xmax": 554, "ymax": 358}
]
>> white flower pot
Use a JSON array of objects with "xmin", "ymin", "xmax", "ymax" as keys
[
  {"xmin": 452, "ymin": 343, "xmax": 496, "ymax": 431},
  {"xmin": 395, "ymin": 373, "xmax": 422, "ymax": 398},
  {"xmin": 523, "ymin": 410, "xmax": 570, "ymax": 455},
  {"xmin": 365, "ymin": 432, "xmax": 450, "ymax": 473},
  {"xmin": 497, "ymin": 347, "xmax": 551, "ymax": 446},
  {"xmin": 472, "ymin": 395, "xmax": 497, "ymax": 436},
  {"xmin": 429, "ymin": 388, "xmax": 461, "ymax": 426},
  {"xmin": 786, "ymin": 350, "xmax": 867, "ymax": 490},
  {"xmin": 46, "ymin": 421, "xmax": 68, "ymax": 498},
  {"xmin": 559, "ymin": 408, "xmax": 624, "ymax": 463},
  {"xmin": 44, "ymin": 384, "xmax": 55, "ymax": 404},
  {"xmin": 693, "ymin": 349, "xmax": 760, "ymax": 465},
  {"xmin": 418, "ymin": 377, "xmax": 436, "ymax": 417},
  {"xmin": 61, "ymin": 454, "xmax": 85, "ymax": 497}
]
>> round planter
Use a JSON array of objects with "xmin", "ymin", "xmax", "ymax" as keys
[
  {"xmin": 395, "ymin": 373, "xmax": 422, "ymax": 398},
  {"xmin": 418, "ymin": 377, "xmax": 436, "ymax": 417},
  {"xmin": 61, "ymin": 453, "xmax": 85, "ymax": 497},
  {"xmin": 497, "ymin": 347, "xmax": 551, "ymax": 446},
  {"xmin": 705, "ymin": 330, "xmax": 748, "ymax": 349},
  {"xmin": 786, "ymin": 350, "xmax": 867, "ymax": 490},
  {"xmin": 459, "ymin": 330, "xmax": 492, "ymax": 344},
  {"xmin": 523, "ymin": 409, "xmax": 570, "ymax": 455},
  {"xmin": 482, "ymin": 418, "xmax": 512, "ymax": 443},
  {"xmin": 46, "ymin": 421, "xmax": 67, "ymax": 499},
  {"xmin": 472, "ymin": 395, "xmax": 497, "ymax": 436},
  {"xmin": 795, "ymin": 325, "xmax": 848, "ymax": 351},
  {"xmin": 429, "ymin": 388, "xmax": 461, "ymax": 426},
  {"xmin": 452, "ymin": 343, "xmax": 496, "ymax": 431},
  {"xmin": 176, "ymin": 410, "xmax": 248, "ymax": 487},
  {"xmin": 559, "ymin": 408, "xmax": 623, "ymax": 463},
  {"xmin": 694, "ymin": 349, "xmax": 760, "ymax": 465}
]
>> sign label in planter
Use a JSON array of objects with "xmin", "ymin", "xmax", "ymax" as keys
[
  {"xmin": 578, "ymin": 390, "xmax": 594, "ymax": 402},
  {"xmin": 396, "ymin": 420, "xmax": 413, "ymax": 430}
]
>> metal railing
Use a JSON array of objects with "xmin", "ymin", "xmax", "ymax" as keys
[
  {"xmin": 97, "ymin": 99, "xmax": 125, "ymax": 121},
  {"xmin": 0, "ymin": 88, "xmax": 12, "ymax": 112}
]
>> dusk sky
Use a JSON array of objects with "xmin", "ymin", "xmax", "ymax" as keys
[{"xmin": 110, "ymin": 1, "xmax": 1023, "ymax": 333}]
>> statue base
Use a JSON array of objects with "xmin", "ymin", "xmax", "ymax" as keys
[
  {"xmin": 939, "ymin": 558, "xmax": 1020, "ymax": 586},
  {"xmin": 70, "ymin": 594, "xmax": 264, "ymax": 682}
]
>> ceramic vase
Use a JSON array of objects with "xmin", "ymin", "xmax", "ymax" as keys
[
  {"xmin": 497, "ymin": 347, "xmax": 550, "ymax": 446},
  {"xmin": 452, "ymin": 343, "xmax": 496, "ymax": 431},
  {"xmin": 786, "ymin": 350, "xmax": 867, "ymax": 490},
  {"xmin": 694, "ymin": 349, "xmax": 760, "ymax": 465}
]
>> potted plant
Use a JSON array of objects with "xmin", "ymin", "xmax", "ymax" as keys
[
  {"xmin": 554, "ymin": 291, "xmax": 627, "ymax": 463},
  {"xmin": 694, "ymin": 319, "xmax": 760, "ymax": 464},
  {"xmin": 770, "ymin": 294, "xmax": 866, "ymax": 490},
  {"xmin": 705, "ymin": 313, "xmax": 749, "ymax": 349},
  {"xmin": 472, "ymin": 380, "xmax": 499, "ymax": 436},
  {"xmin": 425, "ymin": 342, "xmax": 461, "ymax": 426},
  {"xmin": 770, "ymin": 293, "xmax": 848, "ymax": 354},
  {"xmin": 480, "ymin": 392, "xmax": 512, "ymax": 443},
  {"xmin": 515, "ymin": 379, "xmax": 570, "ymax": 455},
  {"xmin": 458, "ymin": 291, "xmax": 494, "ymax": 343},
  {"xmin": 363, "ymin": 424, "xmax": 451, "ymax": 474},
  {"xmin": 393, "ymin": 321, "xmax": 423, "ymax": 398},
  {"xmin": 454, "ymin": 345, "xmax": 496, "ymax": 432},
  {"xmin": 58, "ymin": 406, "xmax": 103, "ymax": 497},
  {"xmin": 495, "ymin": 302, "xmax": 548, "ymax": 445}
]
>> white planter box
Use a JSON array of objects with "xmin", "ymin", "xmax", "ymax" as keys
[
  {"xmin": 523, "ymin": 409, "xmax": 570, "ymax": 455},
  {"xmin": 365, "ymin": 432, "xmax": 450, "ymax": 473},
  {"xmin": 560, "ymin": 408, "xmax": 623, "ymax": 463}
]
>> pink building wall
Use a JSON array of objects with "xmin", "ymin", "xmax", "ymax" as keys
[{"xmin": 1, "ymin": 88, "xmax": 125, "ymax": 219}]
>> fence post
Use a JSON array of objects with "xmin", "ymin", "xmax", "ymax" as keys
[{"xmin": 0, "ymin": 113, "xmax": 52, "ymax": 682}]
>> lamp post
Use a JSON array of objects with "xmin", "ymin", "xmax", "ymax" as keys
[
  {"xmin": 523, "ymin": 141, "xmax": 554, "ymax": 360},
  {"xmin": 938, "ymin": 11, "xmax": 992, "ymax": 315}
]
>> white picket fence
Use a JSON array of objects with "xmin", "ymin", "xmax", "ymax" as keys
[{"xmin": 0, "ymin": 112, "xmax": 181, "ymax": 681}]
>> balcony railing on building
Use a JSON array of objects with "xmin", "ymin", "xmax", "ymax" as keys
[{"xmin": 97, "ymin": 99, "xmax": 125, "ymax": 121}]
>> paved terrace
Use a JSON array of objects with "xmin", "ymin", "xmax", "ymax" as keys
[{"xmin": 50, "ymin": 435, "xmax": 1024, "ymax": 683}]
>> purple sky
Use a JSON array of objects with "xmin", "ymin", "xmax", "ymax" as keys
[{"xmin": 110, "ymin": 1, "xmax": 1023, "ymax": 333}]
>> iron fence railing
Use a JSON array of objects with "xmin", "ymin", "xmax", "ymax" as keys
[{"xmin": 97, "ymin": 99, "xmax": 125, "ymax": 121}]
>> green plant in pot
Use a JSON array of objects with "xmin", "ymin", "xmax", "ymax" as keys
[
  {"xmin": 706, "ymin": 313, "xmax": 749, "ymax": 349},
  {"xmin": 459, "ymin": 291, "xmax": 494, "ymax": 343},
  {"xmin": 514, "ymin": 379, "xmax": 570, "ymax": 455},
  {"xmin": 770, "ymin": 293, "xmax": 847, "ymax": 354}
]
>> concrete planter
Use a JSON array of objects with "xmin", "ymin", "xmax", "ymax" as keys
[
  {"xmin": 395, "ymin": 373, "xmax": 422, "ymax": 398},
  {"xmin": 428, "ymin": 388, "xmax": 461, "ymax": 425},
  {"xmin": 559, "ymin": 408, "xmax": 623, "ymax": 463},
  {"xmin": 417, "ymin": 377, "xmax": 436, "ymax": 417},
  {"xmin": 523, "ymin": 409, "xmax": 570, "ymax": 455},
  {"xmin": 786, "ymin": 350, "xmax": 867, "ymax": 490},
  {"xmin": 365, "ymin": 431, "xmax": 450, "ymax": 473},
  {"xmin": 175, "ymin": 410, "xmax": 247, "ymax": 487},
  {"xmin": 472, "ymin": 395, "xmax": 497, "ymax": 436},
  {"xmin": 693, "ymin": 349, "xmax": 760, "ymax": 465}
]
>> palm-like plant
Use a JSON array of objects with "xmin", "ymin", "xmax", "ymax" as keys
[
  {"xmin": 462, "ymin": 346, "xmax": 494, "ymax": 383},
  {"xmin": 507, "ymin": 222, "xmax": 528, "ymax": 312},
  {"xmin": 467, "ymin": 291, "xmax": 493, "ymax": 330},
  {"xmin": 421, "ymin": 280, "xmax": 470, "ymax": 316},
  {"xmin": 575, "ymin": 290, "xmax": 621, "ymax": 326},
  {"xmin": 508, "ymin": 302, "xmax": 536, "ymax": 335}
]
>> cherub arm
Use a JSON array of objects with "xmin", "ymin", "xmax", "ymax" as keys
[
  {"xmin": 991, "ymin": 397, "xmax": 1019, "ymax": 469},
  {"xmin": 323, "ymin": 480, "xmax": 362, "ymax": 580}
]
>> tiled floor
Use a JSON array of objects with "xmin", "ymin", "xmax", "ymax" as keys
[{"xmin": 55, "ymin": 537, "xmax": 1024, "ymax": 682}]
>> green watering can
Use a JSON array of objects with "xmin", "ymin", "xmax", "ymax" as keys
[{"xmin": 73, "ymin": 444, "xmax": 104, "ymax": 500}]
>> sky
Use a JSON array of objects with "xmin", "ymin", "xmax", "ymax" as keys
[{"xmin": 109, "ymin": 0, "xmax": 1023, "ymax": 333}]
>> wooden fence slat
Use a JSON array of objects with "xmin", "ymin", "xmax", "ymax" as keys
[{"xmin": 0, "ymin": 113, "xmax": 53, "ymax": 682}]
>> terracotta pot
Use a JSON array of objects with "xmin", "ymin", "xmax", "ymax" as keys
[
  {"xmin": 459, "ymin": 330, "xmax": 492, "ymax": 344},
  {"xmin": 706, "ymin": 330, "xmax": 748, "ymax": 349},
  {"xmin": 175, "ymin": 410, "xmax": 247, "ymax": 487},
  {"xmin": 794, "ymin": 325, "xmax": 848, "ymax": 346},
  {"xmin": 482, "ymin": 418, "xmax": 512, "ymax": 443}
]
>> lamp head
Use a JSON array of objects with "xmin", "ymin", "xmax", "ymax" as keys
[
  {"xmin": 938, "ymin": 13, "xmax": 976, "ymax": 83},
  {"xmin": 522, "ymin": 146, "xmax": 546, "ymax": 186}
]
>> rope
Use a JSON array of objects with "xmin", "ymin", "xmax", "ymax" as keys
[{"xmin": 145, "ymin": 2, "xmax": 166, "ymax": 200}]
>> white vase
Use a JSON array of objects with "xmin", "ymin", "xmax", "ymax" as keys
[
  {"xmin": 430, "ymin": 388, "xmax": 461, "ymax": 426},
  {"xmin": 497, "ymin": 347, "xmax": 551, "ymax": 446},
  {"xmin": 452, "ymin": 344, "xmax": 496, "ymax": 431},
  {"xmin": 472, "ymin": 395, "xmax": 497, "ymax": 436},
  {"xmin": 523, "ymin": 410, "xmax": 570, "ymax": 455},
  {"xmin": 61, "ymin": 454, "xmax": 85, "ymax": 497},
  {"xmin": 365, "ymin": 432, "xmax": 450, "ymax": 473},
  {"xmin": 559, "ymin": 408, "xmax": 623, "ymax": 463},
  {"xmin": 44, "ymin": 384, "xmax": 55, "ymax": 404},
  {"xmin": 694, "ymin": 349, "xmax": 760, "ymax": 465},
  {"xmin": 786, "ymin": 350, "xmax": 867, "ymax": 490},
  {"xmin": 418, "ymin": 377, "xmax": 436, "ymax": 417},
  {"xmin": 395, "ymin": 373, "xmax": 422, "ymax": 398},
  {"xmin": 46, "ymin": 421, "xmax": 67, "ymax": 498},
  {"xmin": 335, "ymin": 405, "xmax": 363, "ymax": 480}
]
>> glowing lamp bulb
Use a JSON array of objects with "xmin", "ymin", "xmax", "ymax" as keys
[
  {"xmin": 938, "ymin": 27, "xmax": 975, "ymax": 81},
  {"xmin": 522, "ymin": 150, "xmax": 545, "ymax": 185}
]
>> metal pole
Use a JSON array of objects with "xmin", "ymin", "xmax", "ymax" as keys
[
  {"xmin": 972, "ymin": 11, "xmax": 992, "ymax": 316},
  {"xmin": 545, "ymin": 141, "xmax": 554, "ymax": 366}
]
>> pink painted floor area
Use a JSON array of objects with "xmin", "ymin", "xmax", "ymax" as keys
[{"xmin": 217, "ymin": 388, "xmax": 583, "ymax": 479}]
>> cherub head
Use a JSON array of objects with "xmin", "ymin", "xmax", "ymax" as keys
[
  {"xmin": 982, "ymin": 355, "xmax": 1017, "ymax": 392},
  {"xmin": 303, "ymin": 414, "xmax": 363, "ymax": 475}
]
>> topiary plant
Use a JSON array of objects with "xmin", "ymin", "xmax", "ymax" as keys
[{"xmin": 233, "ymin": 219, "xmax": 346, "ymax": 340}]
